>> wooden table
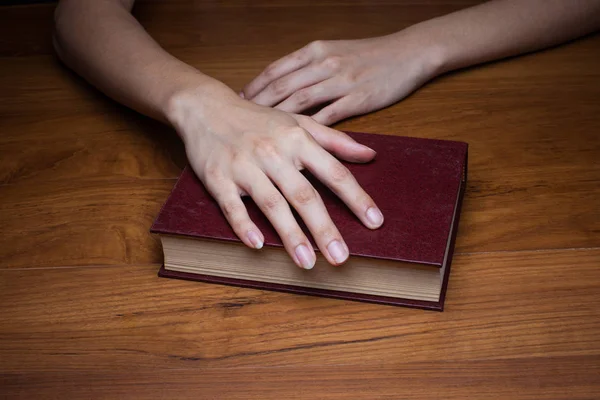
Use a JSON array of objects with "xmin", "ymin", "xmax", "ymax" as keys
[{"xmin": 1, "ymin": 1, "xmax": 599, "ymax": 398}]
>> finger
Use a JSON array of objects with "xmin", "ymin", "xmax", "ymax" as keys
[
  {"xmin": 300, "ymin": 142, "xmax": 384, "ymax": 230},
  {"xmin": 266, "ymin": 162, "xmax": 350, "ymax": 266},
  {"xmin": 274, "ymin": 78, "xmax": 345, "ymax": 114},
  {"xmin": 295, "ymin": 114, "xmax": 376, "ymax": 163},
  {"xmin": 312, "ymin": 94, "xmax": 368, "ymax": 126},
  {"xmin": 204, "ymin": 181, "xmax": 265, "ymax": 250},
  {"xmin": 251, "ymin": 63, "xmax": 332, "ymax": 107},
  {"xmin": 242, "ymin": 47, "xmax": 312, "ymax": 100},
  {"xmin": 236, "ymin": 167, "xmax": 316, "ymax": 270}
]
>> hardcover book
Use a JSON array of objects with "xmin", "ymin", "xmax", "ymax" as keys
[{"xmin": 151, "ymin": 132, "xmax": 468, "ymax": 311}]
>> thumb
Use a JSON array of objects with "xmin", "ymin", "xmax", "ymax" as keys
[{"xmin": 295, "ymin": 115, "xmax": 376, "ymax": 163}]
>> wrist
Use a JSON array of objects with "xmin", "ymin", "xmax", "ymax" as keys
[
  {"xmin": 392, "ymin": 23, "xmax": 451, "ymax": 79},
  {"xmin": 164, "ymin": 76, "xmax": 239, "ymax": 143}
]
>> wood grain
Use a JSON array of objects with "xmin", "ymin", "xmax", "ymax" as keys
[
  {"xmin": 2, "ymin": 357, "xmax": 599, "ymax": 400},
  {"xmin": 1, "ymin": 172, "xmax": 598, "ymax": 269},
  {"xmin": 1, "ymin": 250, "xmax": 599, "ymax": 370},
  {"xmin": 2, "ymin": 42, "xmax": 599, "ymax": 257},
  {"xmin": 136, "ymin": 1, "xmax": 476, "ymax": 52},
  {"xmin": 0, "ymin": 180, "xmax": 170, "ymax": 268},
  {"xmin": 0, "ymin": 120, "xmax": 185, "ymax": 184},
  {"xmin": 1, "ymin": 0, "xmax": 600, "ymax": 398}
]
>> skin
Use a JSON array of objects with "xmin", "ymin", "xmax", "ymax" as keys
[
  {"xmin": 54, "ymin": 0, "xmax": 600, "ymax": 269},
  {"xmin": 243, "ymin": 0, "xmax": 600, "ymax": 126},
  {"xmin": 53, "ymin": 0, "xmax": 385, "ymax": 270}
]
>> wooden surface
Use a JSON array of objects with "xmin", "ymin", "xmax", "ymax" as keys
[{"xmin": 1, "ymin": 1, "xmax": 600, "ymax": 398}]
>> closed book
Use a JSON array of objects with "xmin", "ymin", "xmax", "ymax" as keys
[{"xmin": 151, "ymin": 132, "xmax": 468, "ymax": 311}]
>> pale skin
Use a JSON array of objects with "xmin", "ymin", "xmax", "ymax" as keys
[
  {"xmin": 54, "ymin": 0, "xmax": 385, "ymax": 270},
  {"xmin": 243, "ymin": 0, "xmax": 600, "ymax": 125},
  {"xmin": 54, "ymin": 0, "xmax": 600, "ymax": 269}
]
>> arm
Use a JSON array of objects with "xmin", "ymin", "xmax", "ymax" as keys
[
  {"xmin": 243, "ymin": 0, "xmax": 600, "ymax": 125},
  {"xmin": 53, "ymin": 0, "xmax": 212, "ymax": 123},
  {"xmin": 420, "ymin": 0, "xmax": 600, "ymax": 73},
  {"xmin": 54, "ymin": 0, "xmax": 385, "ymax": 269}
]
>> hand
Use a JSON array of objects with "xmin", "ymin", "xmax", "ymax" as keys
[
  {"xmin": 167, "ymin": 85, "xmax": 384, "ymax": 270},
  {"xmin": 242, "ymin": 32, "xmax": 441, "ymax": 125}
]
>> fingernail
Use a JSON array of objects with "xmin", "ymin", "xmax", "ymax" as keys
[
  {"xmin": 366, "ymin": 207, "xmax": 384, "ymax": 227},
  {"xmin": 295, "ymin": 244, "xmax": 315, "ymax": 270},
  {"xmin": 327, "ymin": 240, "xmax": 348, "ymax": 264},
  {"xmin": 247, "ymin": 230, "xmax": 263, "ymax": 249},
  {"xmin": 239, "ymin": 91, "xmax": 245, "ymax": 99}
]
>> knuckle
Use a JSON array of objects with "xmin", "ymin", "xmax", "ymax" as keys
[
  {"xmin": 253, "ymin": 137, "xmax": 282, "ymax": 160},
  {"xmin": 355, "ymin": 193, "xmax": 376, "ymax": 214},
  {"xmin": 292, "ymin": 184, "xmax": 317, "ymax": 206},
  {"xmin": 204, "ymin": 164, "xmax": 220, "ymax": 179},
  {"xmin": 296, "ymin": 114, "xmax": 315, "ymax": 124},
  {"xmin": 262, "ymin": 192, "xmax": 284, "ymax": 211},
  {"xmin": 229, "ymin": 147, "xmax": 246, "ymax": 163},
  {"xmin": 330, "ymin": 162, "xmax": 351, "ymax": 183},
  {"xmin": 321, "ymin": 56, "xmax": 343, "ymax": 72},
  {"xmin": 293, "ymin": 89, "xmax": 313, "ymax": 107},
  {"xmin": 315, "ymin": 225, "xmax": 337, "ymax": 242},
  {"xmin": 221, "ymin": 200, "xmax": 243, "ymax": 221},
  {"xmin": 271, "ymin": 79, "xmax": 288, "ymax": 97},
  {"xmin": 359, "ymin": 194, "xmax": 375, "ymax": 210},
  {"xmin": 263, "ymin": 65, "xmax": 277, "ymax": 81},
  {"xmin": 204, "ymin": 163, "xmax": 226, "ymax": 183},
  {"xmin": 308, "ymin": 40, "xmax": 328, "ymax": 54},
  {"xmin": 291, "ymin": 50, "xmax": 307, "ymax": 64},
  {"xmin": 285, "ymin": 229, "xmax": 308, "ymax": 246},
  {"xmin": 289, "ymin": 46, "xmax": 310, "ymax": 64},
  {"xmin": 320, "ymin": 108, "xmax": 338, "ymax": 124},
  {"xmin": 285, "ymin": 127, "xmax": 309, "ymax": 143}
]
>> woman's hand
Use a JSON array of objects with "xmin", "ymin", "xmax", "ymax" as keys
[
  {"xmin": 241, "ymin": 32, "xmax": 442, "ymax": 125},
  {"xmin": 242, "ymin": 0, "xmax": 600, "ymax": 126},
  {"xmin": 55, "ymin": 0, "xmax": 600, "ymax": 269},
  {"xmin": 168, "ymin": 86, "xmax": 384, "ymax": 270}
]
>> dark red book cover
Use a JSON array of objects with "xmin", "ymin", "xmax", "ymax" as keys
[{"xmin": 151, "ymin": 132, "xmax": 468, "ymax": 310}]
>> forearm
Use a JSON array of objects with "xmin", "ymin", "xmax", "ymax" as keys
[
  {"xmin": 53, "ymin": 0, "xmax": 231, "ymax": 125},
  {"xmin": 404, "ymin": 0, "xmax": 600, "ymax": 76}
]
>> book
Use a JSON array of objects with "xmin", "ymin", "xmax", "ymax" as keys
[{"xmin": 151, "ymin": 132, "xmax": 468, "ymax": 311}]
